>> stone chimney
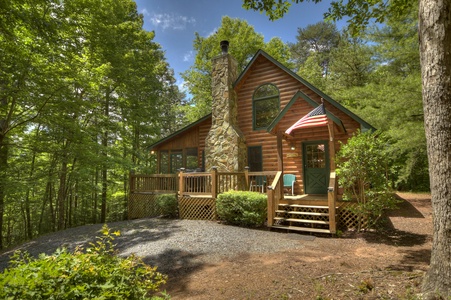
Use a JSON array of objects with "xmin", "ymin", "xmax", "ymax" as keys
[{"xmin": 204, "ymin": 41, "xmax": 246, "ymax": 172}]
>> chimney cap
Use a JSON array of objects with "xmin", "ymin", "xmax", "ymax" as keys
[{"xmin": 220, "ymin": 40, "xmax": 229, "ymax": 54}]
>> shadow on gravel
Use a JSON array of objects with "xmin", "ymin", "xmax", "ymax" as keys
[
  {"xmin": 113, "ymin": 217, "xmax": 184, "ymax": 253},
  {"xmin": 0, "ymin": 217, "xmax": 184, "ymax": 272},
  {"xmin": 387, "ymin": 248, "xmax": 431, "ymax": 272},
  {"xmin": 386, "ymin": 195, "xmax": 426, "ymax": 219},
  {"xmin": 146, "ymin": 248, "xmax": 208, "ymax": 296}
]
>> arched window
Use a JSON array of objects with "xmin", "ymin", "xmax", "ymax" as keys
[{"xmin": 253, "ymin": 84, "xmax": 280, "ymax": 129}]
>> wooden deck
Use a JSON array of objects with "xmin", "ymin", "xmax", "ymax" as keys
[{"xmin": 129, "ymin": 170, "xmax": 340, "ymax": 234}]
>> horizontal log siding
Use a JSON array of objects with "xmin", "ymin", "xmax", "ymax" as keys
[
  {"xmin": 236, "ymin": 55, "xmax": 360, "ymax": 195},
  {"xmin": 154, "ymin": 118, "xmax": 212, "ymax": 170}
]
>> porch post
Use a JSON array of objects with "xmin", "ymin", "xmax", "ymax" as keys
[
  {"xmin": 327, "ymin": 120, "xmax": 337, "ymax": 234},
  {"xmin": 276, "ymin": 130, "xmax": 284, "ymax": 199},
  {"xmin": 327, "ymin": 120, "xmax": 336, "ymax": 171}
]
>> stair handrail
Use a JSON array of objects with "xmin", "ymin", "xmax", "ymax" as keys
[
  {"xmin": 327, "ymin": 171, "xmax": 338, "ymax": 234},
  {"xmin": 267, "ymin": 171, "xmax": 283, "ymax": 227}
]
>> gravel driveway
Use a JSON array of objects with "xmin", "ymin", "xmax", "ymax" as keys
[{"xmin": 0, "ymin": 218, "xmax": 311, "ymax": 275}]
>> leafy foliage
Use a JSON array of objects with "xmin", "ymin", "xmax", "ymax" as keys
[
  {"xmin": 0, "ymin": 225, "xmax": 168, "ymax": 299},
  {"xmin": 289, "ymin": 21, "xmax": 340, "ymax": 75},
  {"xmin": 216, "ymin": 191, "xmax": 267, "ymax": 227},
  {"xmin": 336, "ymin": 131, "xmax": 399, "ymax": 230},
  {"xmin": 156, "ymin": 194, "xmax": 179, "ymax": 218},
  {"xmin": 181, "ymin": 16, "xmax": 292, "ymax": 121},
  {"xmin": 0, "ymin": 0, "xmax": 185, "ymax": 249}
]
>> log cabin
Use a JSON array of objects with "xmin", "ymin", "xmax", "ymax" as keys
[{"xmin": 129, "ymin": 41, "xmax": 375, "ymax": 234}]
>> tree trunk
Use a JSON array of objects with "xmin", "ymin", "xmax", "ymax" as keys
[
  {"xmin": 57, "ymin": 157, "xmax": 68, "ymax": 231},
  {"xmin": 101, "ymin": 91, "xmax": 110, "ymax": 223},
  {"xmin": 419, "ymin": 0, "xmax": 451, "ymax": 298},
  {"xmin": 0, "ymin": 135, "xmax": 7, "ymax": 250}
]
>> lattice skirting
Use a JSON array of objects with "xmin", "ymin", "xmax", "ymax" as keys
[
  {"xmin": 337, "ymin": 202, "xmax": 368, "ymax": 230},
  {"xmin": 178, "ymin": 196, "xmax": 216, "ymax": 220},
  {"xmin": 128, "ymin": 193, "xmax": 164, "ymax": 219}
]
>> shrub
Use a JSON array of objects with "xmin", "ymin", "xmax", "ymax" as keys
[
  {"xmin": 336, "ymin": 130, "xmax": 399, "ymax": 230},
  {"xmin": 216, "ymin": 191, "xmax": 267, "ymax": 227},
  {"xmin": 156, "ymin": 193, "xmax": 178, "ymax": 218},
  {"xmin": 0, "ymin": 224, "xmax": 168, "ymax": 300}
]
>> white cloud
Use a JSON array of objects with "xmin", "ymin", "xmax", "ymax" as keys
[
  {"xmin": 140, "ymin": 8, "xmax": 150, "ymax": 17},
  {"xmin": 149, "ymin": 13, "xmax": 196, "ymax": 30},
  {"xmin": 183, "ymin": 50, "xmax": 194, "ymax": 62},
  {"xmin": 207, "ymin": 27, "xmax": 218, "ymax": 37}
]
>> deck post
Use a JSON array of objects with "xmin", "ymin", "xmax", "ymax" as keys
[
  {"xmin": 179, "ymin": 168, "xmax": 185, "ymax": 196},
  {"xmin": 244, "ymin": 166, "xmax": 250, "ymax": 190},
  {"xmin": 328, "ymin": 172, "xmax": 337, "ymax": 234},
  {"xmin": 267, "ymin": 186, "xmax": 274, "ymax": 227},
  {"xmin": 211, "ymin": 166, "xmax": 218, "ymax": 198}
]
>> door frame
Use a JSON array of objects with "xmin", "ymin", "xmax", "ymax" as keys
[{"xmin": 302, "ymin": 140, "xmax": 330, "ymax": 194}]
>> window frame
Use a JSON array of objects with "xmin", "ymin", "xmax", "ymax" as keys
[{"xmin": 252, "ymin": 83, "xmax": 280, "ymax": 130}]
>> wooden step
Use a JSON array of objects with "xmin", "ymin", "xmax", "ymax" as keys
[
  {"xmin": 275, "ymin": 210, "xmax": 329, "ymax": 217},
  {"xmin": 271, "ymin": 225, "xmax": 331, "ymax": 234},
  {"xmin": 273, "ymin": 217, "xmax": 329, "ymax": 225},
  {"xmin": 278, "ymin": 204, "xmax": 329, "ymax": 209}
]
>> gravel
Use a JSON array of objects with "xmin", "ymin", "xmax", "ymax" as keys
[{"xmin": 0, "ymin": 217, "xmax": 310, "ymax": 275}]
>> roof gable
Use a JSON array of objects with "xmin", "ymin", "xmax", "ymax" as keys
[
  {"xmin": 267, "ymin": 90, "xmax": 346, "ymax": 134},
  {"xmin": 148, "ymin": 114, "xmax": 212, "ymax": 150},
  {"xmin": 234, "ymin": 50, "xmax": 375, "ymax": 132}
]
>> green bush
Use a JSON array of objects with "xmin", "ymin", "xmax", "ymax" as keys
[
  {"xmin": 216, "ymin": 191, "xmax": 267, "ymax": 227},
  {"xmin": 336, "ymin": 130, "xmax": 399, "ymax": 230},
  {"xmin": 0, "ymin": 225, "xmax": 168, "ymax": 300},
  {"xmin": 156, "ymin": 194, "xmax": 178, "ymax": 218}
]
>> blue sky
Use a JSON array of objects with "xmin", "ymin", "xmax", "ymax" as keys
[{"xmin": 134, "ymin": 0, "xmax": 346, "ymax": 90}]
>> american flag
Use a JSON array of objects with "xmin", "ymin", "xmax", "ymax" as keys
[{"xmin": 285, "ymin": 104, "xmax": 328, "ymax": 135}]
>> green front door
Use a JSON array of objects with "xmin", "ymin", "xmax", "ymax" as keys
[{"xmin": 303, "ymin": 141, "xmax": 329, "ymax": 194}]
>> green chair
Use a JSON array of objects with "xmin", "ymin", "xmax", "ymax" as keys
[{"xmin": 283, "ymin": 174, "xmax": 296, "ymax": 196}]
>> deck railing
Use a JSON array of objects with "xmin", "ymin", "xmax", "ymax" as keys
[
  {"xmin": 129, "ymin": 173, "xmax": 178, "ymax": 193},
  {"xmin": 327, "ymin": 171, "xmax": 338, "ymax": 234},
  {"xmin": 266, "ymin": 171, "xmax": 283, "ymax": 227},
  {"xmin": 130, "ymin": 169, "xmax": 278, "ymax": 196}
]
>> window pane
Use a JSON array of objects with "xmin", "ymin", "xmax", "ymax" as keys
[
  {"xmin": 186, "ymin": 148, "xmax": 198, "ymax": 170},
  {"xmin": 306, "ymin": 144, "xmax": 326, "ymax": 168},
  {"xmin": 170, "ymin": 152, "xmax": 183, "ymax": 173},
  {"xmin": 253, "ymin": 84, "xmax": 279, "ymax": 129},
  {"xmin": 160, "ymin": 151, "xmax": 169, "ymax": 174},
  {"xmin": 254, "ymin": 84, "xmax": 278, "ymax": 98},
  {"xmin": 255, "ymin": 97, "xmax": 279, "ymax": 128}
]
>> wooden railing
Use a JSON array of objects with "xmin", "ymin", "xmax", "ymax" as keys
[
  {"xmin": 130, "ymin": 173, "xmax": 178, "ymax": 193},
  {"xmin": 131, "ymin": 169, "xmax": 278, "ymax": 197},
  {"xmin": 266, "ymin": 171, "xmax": 283, "ymax": 227},
  {"xmin": 327, "ymin": 171, "xmax": 338, "ymax": 234},
  {"xmin": 179, "ymin": 170, "xmax": 213, "ymax": 196}
]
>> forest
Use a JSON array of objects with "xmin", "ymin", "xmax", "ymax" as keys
[{"xmin": 0, "ymin": 0, "xmax": 426, "ymax": 250}]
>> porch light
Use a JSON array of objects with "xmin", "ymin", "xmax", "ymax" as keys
[
  {"xmin": 290, "ymin": 144, "xmax": 296, "ymax": 150},
  {"xmin": 150, "ymin": 150, "xmax": 155, "ymax": 155}
]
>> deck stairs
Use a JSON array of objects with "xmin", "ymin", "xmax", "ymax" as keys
[{"xmin": 271, "ymin": 203, "xmax": 335, "ymax": 234}]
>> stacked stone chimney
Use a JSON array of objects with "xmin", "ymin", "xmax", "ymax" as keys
[{"xmin": 204, "ymin": 41, "xmax": 246, "ymax": 172}]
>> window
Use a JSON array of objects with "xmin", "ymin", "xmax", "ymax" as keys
[
  {"xmin": 253, "ymin": 84, "xmax": 279, "ymax": 130},
  {"xmin": 186, "ymin": 148, "xmax": 198, "ymax": 170},
  {"xmin": 160, "ymin": 151, "xmax": 169, "ymax": 174},
  {"xmin": 170, "ymin": 150, "xmax": 183, "ymax": 173}
]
